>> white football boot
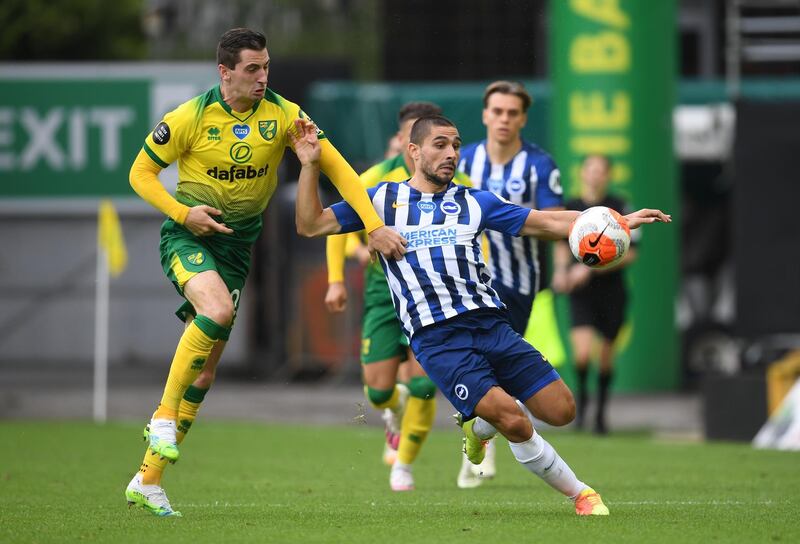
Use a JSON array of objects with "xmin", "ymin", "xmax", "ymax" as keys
[{"xmin": 125, "ymin": 473, "xmax": 181, "ymax": 517}]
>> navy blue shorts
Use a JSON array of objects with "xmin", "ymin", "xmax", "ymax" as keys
[
  {"xmin": 410, "ymin": 309, "xmax": 560, "ymax": 419},
  {"xmin": 492, "ymin": 283, "xmax": 535, "ymax": 335}
]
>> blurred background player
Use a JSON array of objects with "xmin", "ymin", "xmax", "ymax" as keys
[
  {"xmin": 552, "ymin": 154, "xmax": 638, "ymax": 435},
  {"xmin": 455, "ymin": 80, "xmax": 563, "ymax": 488},
  {"xmin": 291, "ymin": 114, "xmax": 670, "ymax": 512},
  {"xmin": 124, "ymin": 27, "xmax": 406, "ymax": 517},
  {"xmin": 324, "ymin": 102, "xmax": 472, "ymax": 491}
]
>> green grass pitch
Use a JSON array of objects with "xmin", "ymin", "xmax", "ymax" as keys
[{"xmin": 1, "ymin": 421, "xmax": 798, "ymax": 543}]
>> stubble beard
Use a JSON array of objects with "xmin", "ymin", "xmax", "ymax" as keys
[{"xmin": 422, "ymin": 162, "xmax": 454, "ymax": 188}]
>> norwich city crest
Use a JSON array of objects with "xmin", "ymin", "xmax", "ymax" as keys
[
  {"xmin": 187, "ymin": 252, "xmax": 205, "ymax": 265},
  {"xmin": 259, "ymin": 120, "xmax": 277, "ymax": 141}
]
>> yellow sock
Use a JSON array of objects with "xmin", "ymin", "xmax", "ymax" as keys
[
  {"xmin": 176, "ymin": 385, "xmax": 209, "ymax": 443},
  {"xmin": 139, "ymin": 386, "xmax": 210, "ymax": 485},
  {"xmin": 397, "ymin": 396, "xmax": 436, "ymax": 465},
  {"xmin": 139, "ymin": 447, "xmax": 170, "ymax": 485},
  {"xmin": 153, "ymin": 316, "xmax": 226, "ymax": 419}
]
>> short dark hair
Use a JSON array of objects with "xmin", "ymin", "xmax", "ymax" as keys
[
  {"xmin": 217, "ymin": 28, "xmax": 267, "ymax": 68},
  {"xmin": 397, "ymin": 102, "xmax": 442, "ymax": 126},
  {"xmin": 483, "ymin": 80, "xmax": 532, "ymax": 112},
  {"xmin": 409, "ymin": 115, "xmax": 456, "ymax": 145}
]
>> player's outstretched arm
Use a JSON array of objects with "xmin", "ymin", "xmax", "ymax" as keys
[
  {"xmin": 520, "ymin": 209, "xmax": 580, "ymax": 240},
  {"xmin": 521, "ymin": 207, "xmax": 671, "ymax": 240},
  {"xmin": 290, "ymin": 120, "xmax": 342, "ymax": 238},
  {"xmin": 318, "ymin": 139, "xmax": 407, "ymax": 260},
  {"xmin": 317, "ymin": 139, "xmax": 381, "ymax": 232}
]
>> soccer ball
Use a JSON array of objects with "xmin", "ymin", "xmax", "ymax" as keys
[{"xmin": 568, "ymin": 206, "xmax": 630, "ymax": 269}]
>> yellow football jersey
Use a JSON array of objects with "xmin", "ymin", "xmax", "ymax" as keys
[{"xmin": 142, "ymin": 86, "xmax": 320, "ymax": 239}]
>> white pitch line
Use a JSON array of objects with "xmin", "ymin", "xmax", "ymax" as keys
[
  {"xmin": 172, "ymin": 499, "xmax": 788, "ymax": 508},
  {"xmin": 423, "ymin": 500, "xmax": 786, "ymax": 507},
  {"xmin": 175, "ymin": 503, "xmax": 264, "ymax": 507},
  {"xmin": 610, "ymin": 500, "xmax": 782, "ymax": 506}
]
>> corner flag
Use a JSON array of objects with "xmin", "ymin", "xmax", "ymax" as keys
[
  {"xmin": 524, "ymin": 288, "xmax": 567, "ymax": 367},
  {"xmin": 98, "ymin": 200, "xmax": 127, "ymax": 277},
  {"xmin": 94, "ymin": 199, "xmax": 127, "ymax": 422}
]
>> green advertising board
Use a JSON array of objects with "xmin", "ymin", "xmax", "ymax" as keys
[
  {"xmin": 0, "ymin": 80, "xmax": 150, "ymax": 196},
  {"xmin": 0, "ymin": 64, "xmax": 217, "ymax": 198},
  {"xmin": 551, "ymin": 0, "xmax": 680, "ymax": 391}
]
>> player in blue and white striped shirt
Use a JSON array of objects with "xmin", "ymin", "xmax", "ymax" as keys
[
  {"xmin": 290, "ymin": 115, "xmax": 670, "ymax": 516},
  {"xmin": 459, "ymin": 80, "xmax": 564, "ymax": 335}
]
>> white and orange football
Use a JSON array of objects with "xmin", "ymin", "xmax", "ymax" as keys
[{"xmin": 568, "ymin": 206, "xmax": 630, "ymax": 269}]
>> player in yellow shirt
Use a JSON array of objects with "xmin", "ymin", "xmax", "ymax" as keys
[
  {"xmin": 324, "ymin": 102, "xmax": 471, "ymax": 491},
  {"xmin": 124, "ymin": 27, "xmax": 406, "ymax": 517}
]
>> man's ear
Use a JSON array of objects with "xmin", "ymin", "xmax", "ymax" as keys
[
  {"xmin": 408, "ymin": 142, "xmax": 420, "ymax": 161},
  {"xmin": 218, "ymin": 64, "xmax": 229, "ymax": 82}
]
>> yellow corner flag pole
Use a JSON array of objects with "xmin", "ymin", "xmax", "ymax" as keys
[{"xmin": 94, "ymin": 200, "xmax": 128, "ymax": 423}]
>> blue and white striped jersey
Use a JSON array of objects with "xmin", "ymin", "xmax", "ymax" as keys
[
  {"xmin": 331, "ymin": 181, "xmax": 531, "ymax": 338},
  {"xmin": 458, "ymin": 140, "xmax": 563, "ymax": 296}
]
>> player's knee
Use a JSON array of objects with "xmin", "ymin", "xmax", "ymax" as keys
[
  {"xmin": 365, "ymin": 386, "xmax": 394, "ymax": 408},
  {"xmin": 408, "ymin": 376, "xmax": 436, "ymax": 399},
  {"xmin": 203, "ymin": 300, "xmax": 234, "ymax": 328},
  {"xmin": 192, "ymin": 314, "xmax": 231, "ymax": 343},
  {"xmin": 547, "ymin": 396, "xmax": 576, "ymax": 427}
]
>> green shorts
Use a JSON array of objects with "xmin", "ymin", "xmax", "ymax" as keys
[
  {"xmin": 360, "ymin": 270, "xmax": 409, "ymax": 364},
  {"xmin": 159, "ymin": 218, "xmax": 251, "ymax": 324}
]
